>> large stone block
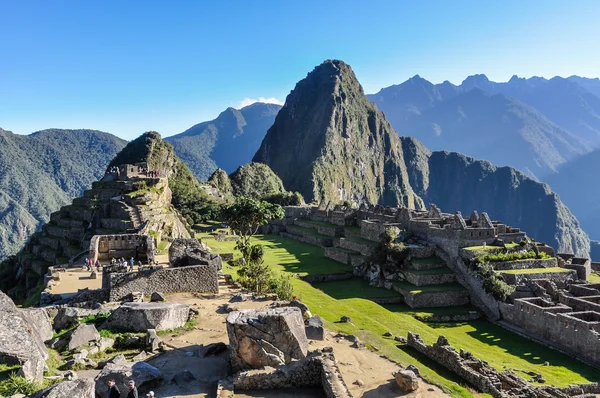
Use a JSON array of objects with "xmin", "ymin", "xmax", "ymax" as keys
[
  {"xmin": 0, "ymin": 291, "xmax": 50, "ymax": 382},
  {"xmin": 169, "ymin": 238, "xmax": 222, "ymax": 270},
  {"xmin": 68, "ymin": 324, "xmax": 101, "ymax": 351},
  {"xmin": 95, "ymin": 361, "xmax": 162, "ymax": 398},
  {"xmin": 105, "ymin": 302, "xmax": 190, "ymax": 332},
  {"xmin": 53, "ymin": 307, "xmax": 101, "ymax": 331},
  {"xmin": 227, "ymin": 307, "xmax": 309, "ymax": 371},
  {"xmin": 29, "ymin": 378, "xmax": 96, "ymax": 398}
]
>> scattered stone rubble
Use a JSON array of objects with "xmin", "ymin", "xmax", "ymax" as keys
[{"xmin": 406, "ymin": 332, "xmax": 600, "ymax": 398}]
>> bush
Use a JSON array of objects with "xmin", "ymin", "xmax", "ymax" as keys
[
  {"xmin": 262, "ymin": 191, "xmax": 304, "ymax": 206},
  {"xmin": 478, "ymin": 263, "xmax": 515, "ymax": 300},
  {"xmin": 271, "ymin": 273, "xmax": 294, "ymax": 301},
  {"xmin": 0, "ymin": 374, "xmax": 41, "ymax": 396}
]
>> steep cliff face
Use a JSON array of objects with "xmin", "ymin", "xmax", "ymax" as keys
[
  {"xmin": 400, "ymin": 137, "xmax": 590, "ymax": 256},
  {"xmin": 253, "ymin": 60, "xmax": 590, "ymax": 257},
  {"xmin": 253, "ymin": 60, "xmax": 423, "ymax": 209}
]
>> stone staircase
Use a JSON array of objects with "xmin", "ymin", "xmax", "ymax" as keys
[{"xmin": 281, "ymin": 218, "xmax": 470, "ymax": 308}]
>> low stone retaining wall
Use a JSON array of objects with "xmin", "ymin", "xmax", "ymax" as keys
[
  {"xmin": 280, "ymin": 232, "xmax": 333, "ymax": 248},
  {"xmin": 403, "ymin": 271, "xmax": 456, "ymax": 286},
  {"xmin": 301, "ymin": 273, "xmax": 354, "ymax": 283},
  {"xmin": 324, "ymin": 247, "xmax": 352, "ymax": 265},
  {"xmin": 337, "ymin": 238, "xmax": 374, "ymax": 257},
  {"xmin": 493, "ymin": 257, "xmax": 558, "ymax": 271},
  {"xmin": 349, "ymin": 254, "xmax": 366, "ymax": 267},
  {"xmin": 406, "ymin": 245, "xmax": 435, "ymax": 259},
  {"xmin": 500, "ymin": 269, "xmax": 577, "ymax": 286},
  {"xmin": 414, "ymin": 311, "xmax": 482, "ymax": 322},
  {"xmin": 109, "ymin": 265, "xmax": 218, "ymax": 301},
  {"xmin": 368, "ymin": 296, "xmax": 404, "ymax": 304},
  {"xmin": 393, "ymin": 286, "xmax": 469, "ymax": 308},
  {"xmin": 231, "ymin": 349, "xmax": 353, "ymax": 398}
]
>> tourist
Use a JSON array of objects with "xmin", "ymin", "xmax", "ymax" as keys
[
  {"xmin": 130, "ymin": 257, "xmax": 135, "ymax": 271},
  {"xmin": 123, "ymin": 259, "xmax": 129, "ymax": 271},
  {"xmin": 95, "ymin": 259, "xmax": 101, "ymax": 271},
  {"xmin": 146, "ymin": 392, "xmax": 155, "ymax": 398},
  {"xmin": 84, "ymin": 258, "xmax": 91, "ymax": 271},
  {"xmin": 111, "ymin": 258, "xmax": 116, "ymax": 266},
  {"xmin": 127, "ymin": 380, "xmax": 138, "ymax": 398},
  {"xmin": 106, "ymin": 379, "xmax": 120, "ymax": 398}
]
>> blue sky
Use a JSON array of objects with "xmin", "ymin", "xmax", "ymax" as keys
[{"xmin": 1, "ymin": 0, "xmax": 599, "ymax": 140}]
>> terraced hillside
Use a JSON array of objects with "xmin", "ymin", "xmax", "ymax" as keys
[{"xmin": 195, "ymin": 225, "xmax": 600, "ymax": 397}]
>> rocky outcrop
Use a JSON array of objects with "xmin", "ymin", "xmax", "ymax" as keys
[
  {"xmin": 0, "ymin": 291, "xmax": 51, "ymax": 381},
  {"xmin": 105, "ymin": 302, "xmax": 190, "ymax": 332},
  {"xmin": 29, "ymin": 378, "xmax": 96, "ymax": 398},
  {"xmin": 53, "ymin": 307, "xmax": 101, "ymax": 331},
  {"xmin": 227, "ymin": 307, "xmax": 309, "ymax": 371},
  {"xmin": 169, "ymin": 238, "xmax": 222, "ymax": 270},
  {"xmin": 68, "ymin": 324, "xmax": 101, "ymax": 351},
  {"xmin": 252, "ymin": 59, "xmax": 589, "ymax": 257},
  {"xmin": 95, "ymin": 361, "xmax": 162, "ymax": 398}
]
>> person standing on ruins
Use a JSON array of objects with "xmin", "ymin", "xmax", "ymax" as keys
[
  {"xmin": 106, "ymin": 379, "xmax": 120, "ymax": 398},
  {"xmin": 127, "ymin": 380, "xmax": 138, "ymax": 398}
]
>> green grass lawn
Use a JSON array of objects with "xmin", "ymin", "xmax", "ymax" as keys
[
  {"xmin": 200, "ymin": 233, "xmax": 352, "ymax": 276},
  {"xmin": 463, "ymin": 243, "xmax": 519, "ymax": 251},
  {"xmin": 198, "ymin": 230, "xmax": 600, "ymax": 397},
  {"xmin": 394, "ymin": 281, "xmax": 466, "ymax": 294},
  {"xmin": 587, "ymin": 272, "xmax": 600, "ymax": 283},
  {"xmin": 499, "ymin": 267, "xmax": 573, "ymax": 275},
  {"xmin": 312, "ymin": 278, "xmax": 401, "ymax": 299}
]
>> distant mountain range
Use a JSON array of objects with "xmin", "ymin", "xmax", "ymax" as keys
[
  {"xmin": 253, "ymin": 60, "xmax": 590, "ymax": 256},
  {"xmin": 368, "ymin": 73, "xmax": 600, "ymax": 246},
  {"xmin": 165, "ymin": 103, "xmax": 281, "ymax": 181},
  {"xmin": 0, "ymin": 128, "xmax": 126, "ymax": 260}
]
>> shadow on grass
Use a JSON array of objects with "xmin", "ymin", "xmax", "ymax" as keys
[
  {"xmin": 259, "ymin": 234, "xmax": 353, "ymax": 276},
  {"xmin": 450, "ymin": 320, "xmax": 600, "ymax": 382},
  {"xmin": 311, "ymin": 278, "xmax": 399, "ymax": 299}
]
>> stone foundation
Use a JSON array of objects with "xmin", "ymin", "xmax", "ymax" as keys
[
  {"xmin": 231, "ymin": 349, "xmax": 353, "ymax": 398},
  {"xmin": 108, "ymin": 265, "xmax": 218, "ymax": 301}
]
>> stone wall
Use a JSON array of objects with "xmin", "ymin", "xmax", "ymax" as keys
[
  {"xmin": 89, "ymin": 234, "xmax": 155, "ymax": 264},
  {"xmin": 360, "ymin": 220, "xmax": 400, "ymax": 242},
  {"xmin": 499, "ymin": 298, "xmax": 600, "ymax": 367},
  {"xmin": 493, "ymin": 257, "xmax": 558, "ymax": 271},
  {"xmin": 108, "ymin": 265, "xmax": 218, "ymax": 301},
  {"xmin": 407, "ymin": 332, "xmax": 600, "ymax": 398},
  {"xmin": 500, "ymin": 269, "xmax": 577, "ymax": 286},
  {"xmin": 231, "ymin": 349, "xmax": 353, "ymax": 398}
]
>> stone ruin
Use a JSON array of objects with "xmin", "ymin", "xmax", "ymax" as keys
[
  {"xmin": 406, "ymin": 332, "xmax": 600, "ymax": 398},
  {"xmin": 169, "ymin": 238, "xmax": 222, "ymax": 270},
  {"xmin": 89, "ymin": 233, "xmax": 155, "ymax": 264},
  {"xmin": 223, "ymin": 307, "xmax": 353, "ymax": 397}
]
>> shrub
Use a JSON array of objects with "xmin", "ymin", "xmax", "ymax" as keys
[
  {"xmin": 0, "ymin": 374, "xmax": 41, "ymax": 396},
  {"xmin": 271, "ymin": 273, "xmax": 294, "ymax": 301},
  {"xmin": 262, "ymin": 191, "xmax": 304, "ymax": 206}
]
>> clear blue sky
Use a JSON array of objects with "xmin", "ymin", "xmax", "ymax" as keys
[{"xmin": 1, "ymin": 0, "xmax": 598, "ymax": 140}]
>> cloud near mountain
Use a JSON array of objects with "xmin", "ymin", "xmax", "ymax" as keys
[{"xmin": 237, "ymin": 97, "xmax": 284, "ymax": 108}]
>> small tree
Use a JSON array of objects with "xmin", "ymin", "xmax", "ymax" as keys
[{"xmin": 221, "ymin": 196, "xmax": 284, "ymax": 249}]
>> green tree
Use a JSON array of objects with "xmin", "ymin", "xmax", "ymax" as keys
[{"xmin": 221, "ymin": 196, "xmax": 284, "ymax": 248}]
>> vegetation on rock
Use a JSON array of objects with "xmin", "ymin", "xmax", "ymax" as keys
[{"xmin": 165, "ymin": 103, "xmax": 281, "ymax": 181}]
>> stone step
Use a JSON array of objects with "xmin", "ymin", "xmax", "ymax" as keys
[
  {"xmin": 58, "ymin": 218, "xmax": 86, "ymax": 228},
  {"xmin": 324, "ymin": 247, "xmax": 358, "ymax": 265},
  {"xmin": 343, "ymin": 226, "xmax": 362, "ymax": 240},
  {"xmin": 72, "ymin": 197, "xmax": 96, "ymax": 208},
  {"xmin": 491, "ymin": 257, "xmax": 558, "ymax": 271},
  {"xmin": 392, "ymin": 281, "xmax": 469, "ymax": 308},
  {"xmin": 38, "ymin": 236, "xmax": 60, "ymax": 251},
  {"xmin": 100, "ymin": 218, "xmax": 134, "ymax": 231},
  {"xmin": 406, "ymin": 256, "xmax": 447, "ymax": 271},
  {"xmin": 403, "ymin": 268, "xmax": 456, "ymax": 286},
  {"xmin": 294, "ymin": 220, "xmax": 344, "ymax": 237},
  {"xmin": 498, "ymin": 267, "xmax": 577, "ymax": 286},
  {"xmin": 83, "ymin": 188, "xmax": 123, "ymax": 199},
  {"xmin": 279, "ymin": 232, "xmax": 333, "ymax": 248},
  {"xmin": 336, "ymin": 237, "xmax": 375, "ymax": 257}
]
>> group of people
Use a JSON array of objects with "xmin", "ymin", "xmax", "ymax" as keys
[
  {"xmin": 84, "ymin": 258, "xmax": 102, "ymax": 272},
  {"xmin": 110, "ymin": 257, "xmax": 136, "ymax": 272},
  {"xmin": 106, "ymin": 379, "xmax": 154, "ymax": 398},
  {"xmin": 146, "ymin": 169, "xmax": 160, "ymax": 178}
]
